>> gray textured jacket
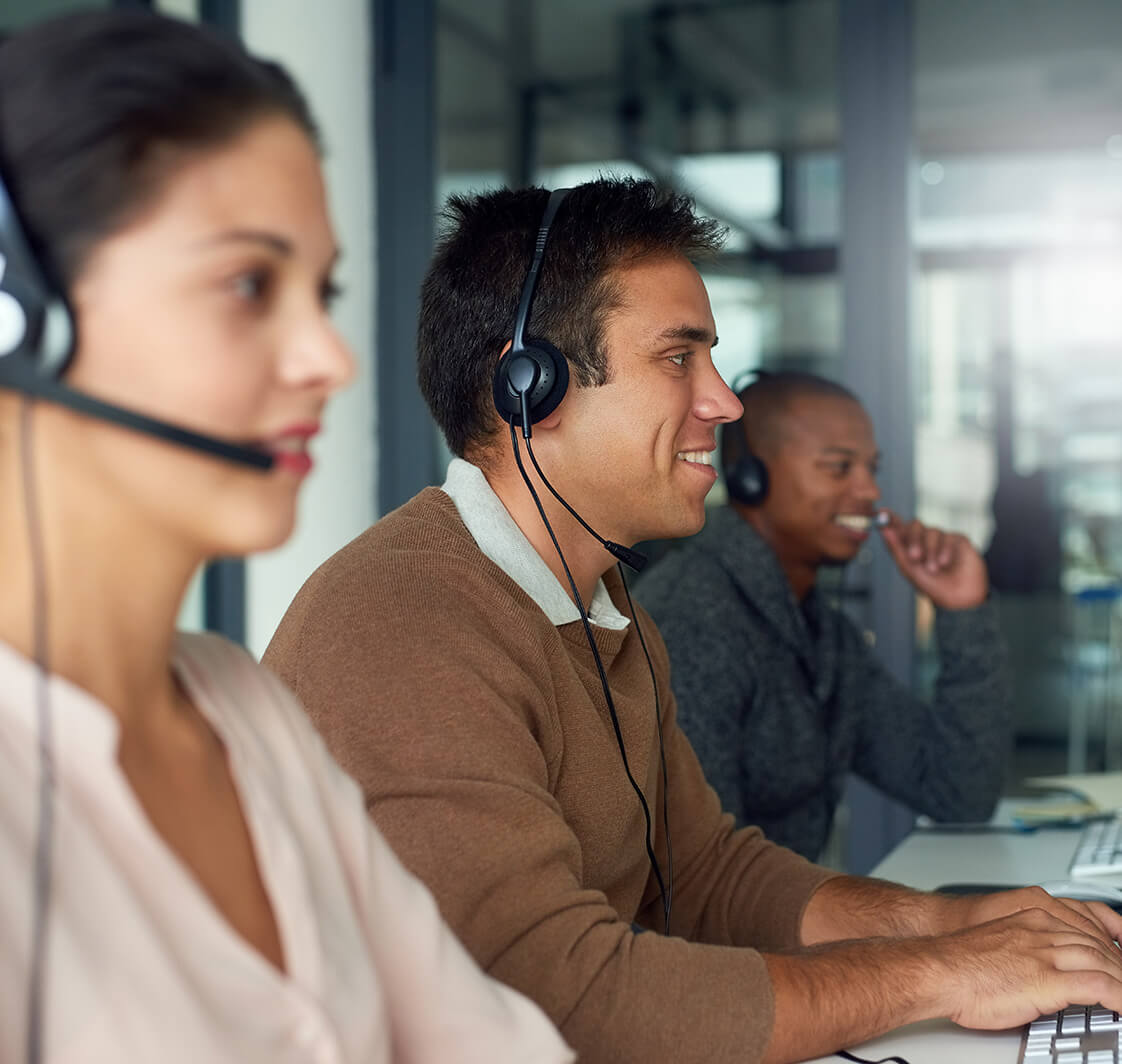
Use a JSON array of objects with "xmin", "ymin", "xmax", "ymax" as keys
[{"xmin": 634, "ymin": 506, "xmax": 1012, "ymax": 860}]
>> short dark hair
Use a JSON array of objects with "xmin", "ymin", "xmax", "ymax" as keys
[
  {"xmin": 418, "ymin": 178, "xmax": 726, "ymax": 459},
  {"xmin": 0, "ymin": 9, "xmax": 318, "ymax": 289},
  {"xmin": 721, "ymin": 369, "xmax": 861, "ymax": 472}
]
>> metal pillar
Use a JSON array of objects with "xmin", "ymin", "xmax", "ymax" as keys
[
  {"xmin": 839, "ymin": 0, "xmax": 918, "ymax": 874},
  {"xmin": 200, "ymin": 0, "xmax": 245, "ymax": 644},
  {"xmin": 374, "ymin": 0, "xmax": 438, "ymax": 516}
]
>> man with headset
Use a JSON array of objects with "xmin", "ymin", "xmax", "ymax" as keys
[
  {"xmin": 634, "ymin": 369, "xmax": 1012, "ymax": 861},
  {"xmin": 265, "ymin": 179, "xmax": 1122, "ymax": 1064}
]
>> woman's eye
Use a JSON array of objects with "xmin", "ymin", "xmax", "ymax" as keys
[
  {"xmin": 321, "ymin": 277, "xmax": 344, "ymax": 310},
  {"xmin": 233, "ymin": 269, "xmax": 271, "ymax": 303}
]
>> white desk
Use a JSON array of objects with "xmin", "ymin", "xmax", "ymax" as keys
[{"xmin": 803, "ymin": 823, "xmax": 1122, "ymax": 1064}]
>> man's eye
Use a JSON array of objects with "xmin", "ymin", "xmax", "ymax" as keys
[{"xmin": 668, "ymin": 352, "xmax": 689, "ymax": 367}]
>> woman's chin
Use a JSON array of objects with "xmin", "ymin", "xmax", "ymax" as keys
[{"xmin": 201, "ymin": 504, "xmax": 298, "ymax": 559}]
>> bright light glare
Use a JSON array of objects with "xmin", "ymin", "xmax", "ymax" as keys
[{"xmin": 1038, "ymin": 256, "xmax": 1122, "ymax": 347}]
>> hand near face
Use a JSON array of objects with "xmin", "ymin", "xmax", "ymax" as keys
[{"xmin": 878, "ymin": 512, "xmax": 988, "ymax": 610}]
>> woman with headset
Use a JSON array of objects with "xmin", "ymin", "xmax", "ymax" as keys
[{"xmin": 0, "ymin": 10, "xmax": 570, "ymax": 1064}]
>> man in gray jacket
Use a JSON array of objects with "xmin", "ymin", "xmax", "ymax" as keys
[{"xmin": 634, "ymin": 370, "xmax": 1011, "ymax": 860}]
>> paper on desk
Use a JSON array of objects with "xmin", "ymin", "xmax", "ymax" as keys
[{"xmin": 1023, "ymin": 771, "xmax": 1122, "ymax": 815}]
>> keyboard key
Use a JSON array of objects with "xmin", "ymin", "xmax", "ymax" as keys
[{"xmin": 1070, "ymin": 816, "xmax": 1122, "ymax": 876}]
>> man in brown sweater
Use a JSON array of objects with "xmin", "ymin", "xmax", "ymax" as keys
[{"xmin": 265, "ymin": 179, "xmax": 1122, "ymax": 1064}]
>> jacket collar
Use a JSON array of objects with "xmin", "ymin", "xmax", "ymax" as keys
[{"xmin": 703, "ymin": 505, "xmax": 820, "ymax": 667}]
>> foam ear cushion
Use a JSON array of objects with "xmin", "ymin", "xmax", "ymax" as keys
[
  {"xmin": 0, "ymin": 173, "xmax": 76, "ymax": 376},
  {"xmin": 0, "ymin": 289, "xmax": 27, "ymax": 358},
  {"xmin": 725, "ymin": 453, "xmax": 770, "ymax": 506},
  {"xmin": 492, "ymin": 339, "xmax": 570, "ymax": 427}
]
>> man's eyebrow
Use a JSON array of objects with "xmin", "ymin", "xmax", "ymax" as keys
[
  {"xmin": 655, "ymin": 324, "xmax": 718, "ymax": 346},
  {"xmin": 818, "ymin": 445, "xmax": 881, "ymax": 461}
]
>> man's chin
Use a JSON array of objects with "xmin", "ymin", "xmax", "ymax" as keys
[
  {"xmin": 819, "ymin": 538, "xmax": 864, "ymax": 567},
  {"xmin": 635, "ymin": 512, "xmax": 707, "ymax": 546}
]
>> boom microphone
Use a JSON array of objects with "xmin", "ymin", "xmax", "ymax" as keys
[
  {"xmin": 3, "ymin": 357, "xmax": 275, "ymax": 470},
  {"xmin": 521, "ymin": 432, "xmax": 647, "ymax": 573}
]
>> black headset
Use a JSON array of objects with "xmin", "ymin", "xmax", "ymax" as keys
[
  {"xmin": 0, "ymin": 167, "xmax": 74, "ymax": 378},
  {"xmin": 492, "ymin": 187, "xmax": 673, "ymax": 934},
  {"xmin": 723, "ymin": 369, "xmax": 770, "ymax": 506},
  {"xmin": 494, "ymin": 187, "xmax": 646, "ymax": 573},
  {"xmin": 492, "ymin": 187, "xmax": 571, "ymax": 437},
  {"xmin": 0, "ymin": 167, "xmax": 274, "ymax": 469}
]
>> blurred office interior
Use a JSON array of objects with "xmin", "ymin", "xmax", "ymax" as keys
[{"xmin": 6, "ymin": 0, "xmax": 1122, "ymax": 872}]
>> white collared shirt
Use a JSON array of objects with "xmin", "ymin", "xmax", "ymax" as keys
[
  {"xmin": 0, "ymin": 632, "xmax": 573, "ymax": 1064},
  {"xmin": 442, "ymin": 457, "xmax": 630, "ymax": 631}
]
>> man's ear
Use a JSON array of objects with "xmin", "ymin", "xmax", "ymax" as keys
[{"xmin": 534, "ymin": 405, "xmax": 563, "ymax": 431}]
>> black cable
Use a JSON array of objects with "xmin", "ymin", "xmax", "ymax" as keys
[
  {"xmin": 510, "ymin": 420, "xmax": 671, "ymax": 933},
  {"xmin": 618, "ymin": 570, "xmax": 673, "ymax": 927},
  {"xmin": 522, "ymin": 437, "xmax": 607, "ymax": 549},
  {"xmin": 20, "ymin": 396, "xmax": 54, "ymax": 1064},
  {"xmin": 522, "ymin": 437, "xmax": 645, "ymax": 572},
  {"xmin": 836, "ymin": 1049, "xmax": 911, "ymax": 1064},
  {"xmin": 517, "ymin": 441, "xmax": 667, "ymax": 888}
]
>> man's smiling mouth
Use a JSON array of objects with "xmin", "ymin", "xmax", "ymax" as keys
[{"xmin": 675, "ymin": 450, "xmax": 713, "ymax": 465}]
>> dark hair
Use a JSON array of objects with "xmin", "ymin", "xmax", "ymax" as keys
[
  {"xmin": 0, "ymin": 9, "xmax": 319, "ymax": 289},
  {"xmin": 418, "ymin": 178, "xmax": 726, "ymax": 459},
  {"xmin": 721, "ymin": 369, "xmax": 861, "ymax": 471}
]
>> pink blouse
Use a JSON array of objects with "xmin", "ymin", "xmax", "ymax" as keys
[{"xmin": 0, "ymin": 632, "xmax": 574, "ymax": 1064}]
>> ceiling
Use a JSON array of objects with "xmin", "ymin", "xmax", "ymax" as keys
[{"xmin": 438, "ymin": 0, "xmax": 1122, "ymax": 169}]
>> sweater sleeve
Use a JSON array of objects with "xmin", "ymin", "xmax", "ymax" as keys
[
  {"xmin": 264, "ymin": 548, "xmax": 837, "ymax": 1064},
  {"xmin": 845, "ymin": 599, "xmax": 1012, "ymax": 823}
]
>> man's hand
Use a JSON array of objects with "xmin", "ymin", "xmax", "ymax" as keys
[
  {"xmin": 934, "ymin": 906, "xmax": 1122, "ymax": 1031},
  {"xmin": 878, "ymin": 511, "xmax": 989, "ymax": 610},
  {"xmin": 939, "ymin": 884, "xmax": 1122, "ymax": 954},
  {"xmin": 765, "ymin": 895, "xmax": 1122, "ymax": 1064}
]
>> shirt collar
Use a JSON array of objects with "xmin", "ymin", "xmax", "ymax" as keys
[{"xmin": 441, "ymin": 457, "xmax": 629, "ymax": 631}]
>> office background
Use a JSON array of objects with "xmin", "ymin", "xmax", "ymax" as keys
[{"xmin": 5, "ymin": 0, "xmax": 1122, "ymax": 874}]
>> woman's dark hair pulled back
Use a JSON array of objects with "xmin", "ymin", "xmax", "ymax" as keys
[{"xmin": 0, "ymin": 9, "xmax": 319, "ymax": 289}]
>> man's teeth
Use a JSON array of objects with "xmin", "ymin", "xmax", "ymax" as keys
[
  {"xmin": 834, "ymin": 514, "xmax": 872, "ymax": 531},
  {"xmin": 676, "ymin": 450, "xmax": 713, "ymax": 465}
]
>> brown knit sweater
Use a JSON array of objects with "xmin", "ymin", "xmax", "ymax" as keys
[{"xmin": 264, "ymin": 488, "xmax": 838, "ymax": 1064}]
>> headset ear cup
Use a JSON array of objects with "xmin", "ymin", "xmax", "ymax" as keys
[
  {"xmin": 0, "ymin": 288, "xmax": 28, "ymax": 358},
  {"xmin": 493, "ymin": 339, "xmax": 569, "ymax": 428},
  {"xmin": 725, "ymin": 453, "xmax": 769, "ymax": 506},
  {"xmin": 0, "ymin": 172, "xmax": 75, "ymax": 379}
]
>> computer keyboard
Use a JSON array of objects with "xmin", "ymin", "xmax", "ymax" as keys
[
  {"xmin": 1070, "ymin": 818, "xmax": 1122, "ymax": 877},
  {"xmin": 1018, "ymin": 1005, "xmax": 1121, "ymax": 1062}
]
